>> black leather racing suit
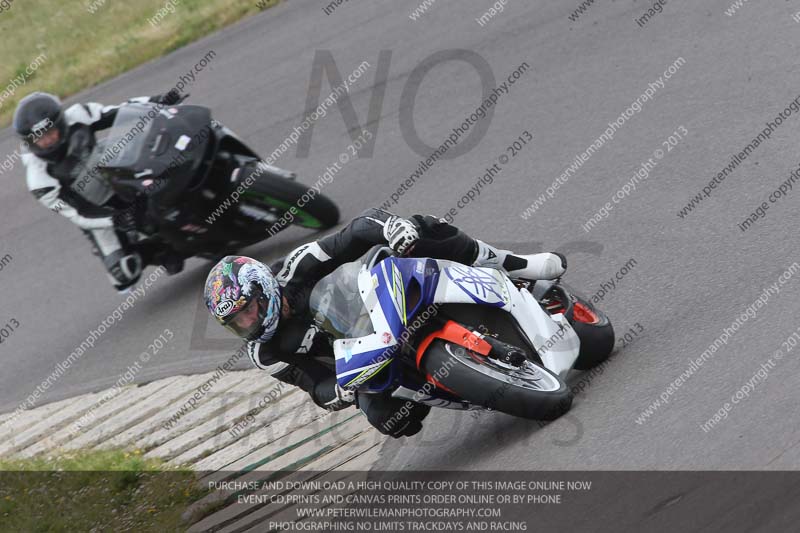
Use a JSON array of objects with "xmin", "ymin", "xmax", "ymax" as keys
[{"xmin": 247, "ymin": 208, "xmax": 478, "ymax": 438}]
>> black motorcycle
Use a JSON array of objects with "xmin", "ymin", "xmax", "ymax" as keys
[{"xmin": 73, "ymin": 99, "xmax": 340, "ymax": 264}]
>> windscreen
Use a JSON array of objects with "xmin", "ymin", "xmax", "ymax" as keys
[
  {"xmin": 309, "ymin": 260, "xmax": 374, "ymax": 339},
  {"xmin": 69, "ymin": 104, "xmax": 161, "ymax": 205},
  {"xmin": 98, "ymin": 104, "xmax": 159, "ymax": 167},
  {"xmin": 71, "ymin": 104, "xmax": 166, "ymax": 205}
]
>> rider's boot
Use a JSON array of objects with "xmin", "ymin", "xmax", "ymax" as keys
[
  {"xmin": 472, "ymin": 240, "xmax": 566, "ymax": 280},
  {"xmin": 162, "ymin": 253, "xmax": 185, "ymax": 275},
  {"xmin": 139, "ymin": 243, "xmax": 185, "ymax": 275}
]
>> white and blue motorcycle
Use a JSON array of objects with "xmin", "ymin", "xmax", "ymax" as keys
[{"xmin": 309, "ymin": 247, "xmax": 615, "ymax": 421}]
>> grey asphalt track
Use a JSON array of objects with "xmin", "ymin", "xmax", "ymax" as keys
[{"xmin": 2, "ymin": 0, "xmax": 800, "ymax": 476}]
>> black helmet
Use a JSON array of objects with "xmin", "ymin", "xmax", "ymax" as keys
[{"xmin": 13, "ymin": 92, "xmax": 68, "ymax": 161}]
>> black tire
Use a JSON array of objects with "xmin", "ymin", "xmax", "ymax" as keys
[
  {"xmin": 243, "ymin": 174, "xmax": 340, "ymax": 230},
  {"xmin": 569, "ymin": 301, "xmax": 615, "ymax": 371},
  {"xmin": 420, "ymin": 339, "xmax": 573, "ymax": 421}
]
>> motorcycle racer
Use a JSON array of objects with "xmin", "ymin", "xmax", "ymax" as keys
[
  {"xmin": 14, "ymin": 90, "xmax": 184, "ymax": 292},
  {"xmin": 204, "ymin": 208, "xmax": 567, "ymax": 438}
]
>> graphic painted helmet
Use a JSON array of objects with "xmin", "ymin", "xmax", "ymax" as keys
[
  {"xmin": 204, "ymin": 256, "xmax": 281, "ymax": 342},
  {"xmin": 13, "ymin": 92, "xmax": 69, "ymax": 161}
]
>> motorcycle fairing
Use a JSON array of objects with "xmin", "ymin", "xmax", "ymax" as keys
[
  {"xmin": 94, "ymin": 103, "xmax": 212, "ymax": 205},
  {"xmin": 332, "ymin": 263, "xmax": 400, "ymax": 389},
  {"xmin": 332, "ymin": 257, "xmax": 581, "ymax": 392},
  {"xmin": 511, "ymin": 282, "xmax": 580, "ymax": 376},
  {"xmin": 437, "ymin": 263, "xmax": 510, "ymax": 307},
  {"xmin": 333, "ymin": 257, "xmax": 437, "ymax": 389}
]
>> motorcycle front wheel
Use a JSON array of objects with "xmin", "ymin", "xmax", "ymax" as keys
[{"xmin": 420, "ymin": 339, "xmax": 573, "ymax": 420}]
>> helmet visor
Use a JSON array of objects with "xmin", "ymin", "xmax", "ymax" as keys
[
  {"xmin": 223, "ymin": 294, "xmax": 267, "ymax": 340},
  {"xmin": 26, "ymin": 117, "xmax": 67, "ymax": 160},
  {"xmin": 33, "ymin": 127, "xmax": 61, "ymax": 149}
]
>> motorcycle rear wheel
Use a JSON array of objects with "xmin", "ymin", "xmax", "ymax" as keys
[
  {"xmin": 241, "ymin": 174, "xmax": 340, "ymax": 230},
  {"xmin": 568, "ymin": 299, "xmax": 615, "ymax": 370},
  {"xmin": 537, "ymin": 283, "xmax": 615, "ymax": 371}
]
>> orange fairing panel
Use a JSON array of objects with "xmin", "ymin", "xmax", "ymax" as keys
[
  {"xmin": 415, "ymin": 321, "xmax": 492, "ymax": 394},
  {"xmin": 416, "ymin": 320, "xmax": 491, "ymax": 368},
  {"xmin": 417, "ymin": 320, "xmax": 492, "ymax": 368}
]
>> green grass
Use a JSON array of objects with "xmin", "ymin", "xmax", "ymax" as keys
[
  {"xmin": 0, "ymin": 0, "xmax": 280, "ymax": 125},
  {"xmin": 0, "ymin": 449, "xmax": 208, "ymax": 532}
]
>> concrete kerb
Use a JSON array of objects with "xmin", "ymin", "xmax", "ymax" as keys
[
  {"xmin": 0, "ymin": 369, "xmax": 382, "ymax": 531},
  {"xmin": 0, "ymin": 370, "xmax": 372, "ymax": 465}
]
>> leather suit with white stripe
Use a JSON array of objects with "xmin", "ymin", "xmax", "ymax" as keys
[{"xmin": 22, "ymin": 96, "xmax": 159, "ymax": 291}]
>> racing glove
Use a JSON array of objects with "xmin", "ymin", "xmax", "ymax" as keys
[
  {"xmin": 323, "ymin": 383, "xmax": 356, "ymax": 412},
  {"xmin": 151, "ymin": 89, "xmax": 183, "ymax": 106},
  {"xmin": 383, "ymin": 215, "xmax": 419, "ymax": 256},
  {"xmin": 113, "ymin": 209, "xmax": 138, "ymax": 233}
]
